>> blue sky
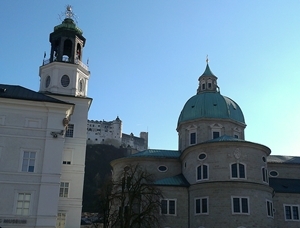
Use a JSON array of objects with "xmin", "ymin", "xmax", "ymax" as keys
[{"xmin": 1, "ymin": 1, "xmax": 300, "ymax": 155}]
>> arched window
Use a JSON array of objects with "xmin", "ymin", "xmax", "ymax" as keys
[
  {"xmin": 210, "ymin": 123, "xmax": 223, "ymax": 139},
  {"xmin": 187, "ymin": 125, "xmax": 197, "ymax": 145},
  {"xmin": 190, "ymin": 132, "xmax": 196, "ymax": 145},
  {"xmin": 63, "ymin": 39, "xmax": 72, "ymax": 60},
  {"xmin": 76, "ymin": 43, "xmax": 81, "ymax": 60},
  {"xmin": 197, "ymin": 164, "xmax": 209, "ymax": 181},
  {"xmin": 231, "ymin": 163, "xmax": 246, "ymax": 179}
]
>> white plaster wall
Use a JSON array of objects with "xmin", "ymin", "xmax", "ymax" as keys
[
  {"xmin": 0, "ymin": 99, "xmax": 73, "ymax": 228},
  {"xmin": 50, "ymin": 95, "xmax": 91, "ymax": 228}
]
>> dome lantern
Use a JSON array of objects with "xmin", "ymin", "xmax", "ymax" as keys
[{"xmin": 197, "ymin": 58, "xmax": 219, "ymax": 94}]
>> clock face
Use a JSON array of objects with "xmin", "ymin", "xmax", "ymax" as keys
[
  {"xmin": 45, "ymin": 76, "xmax": 51, "ymax": 88},
  {"xmin": 61, "ymin": 75, "xmax": 70, "ymax": 87}
]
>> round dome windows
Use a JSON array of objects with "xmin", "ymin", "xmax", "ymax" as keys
[
  {"xmin": 198, "ymin": 153, "xmax": 207, "ymax": 160},
  {"xmin": 158, "ymin": 165, "xmax": 168, "ymax": 172},
  {"xmin": 269, "ymin": 170, "xmax": 279, "ymax": 177}
]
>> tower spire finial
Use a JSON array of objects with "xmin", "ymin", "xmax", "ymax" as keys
[
  {"xmin": 206, "ymin": 55, "xmax": 209, "ymax": 64},
  {"xmin": 59, "ymin": 5, "xmax": 78, "ymax": 23},
  {"xmin": 65, "ymin": 5, "xmax": 73, "ymax": 19}
]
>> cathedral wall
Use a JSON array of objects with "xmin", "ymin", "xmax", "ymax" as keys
[
  {"xmin": 158, "ymin": 186, "xmax": 189, "ymax": 228},
  {"xmin": 268, "ymin": 163, "xmax": 300, "ymax": 179},
  {"xmin": 178, "ymin": 118, "xmax": 245, "ymax": 151},
  {"xmin": 272, "ymin": 192, "xmax": 300, "ymax": 228},
  {"xmin": 181, "ymin": 141, "xmax": 270, "ymax": 185},
  {"xmin": 111, "ymin": 157, "xmax": 181, "ymax": 181},
  {"xmin": 189, "ymin": 182, "xmax": 274, "ymax": 227}
]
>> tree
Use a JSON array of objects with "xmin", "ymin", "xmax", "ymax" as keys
[{"xmin": 98, "ymin": 164, "xmax": 163, "ymax": 228}]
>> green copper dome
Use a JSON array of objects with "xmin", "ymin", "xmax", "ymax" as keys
[
  {"xmin": 178, "ymin": 63, "xmax": 245, "ymax": 126},
  {"xmin": 53, "ymin": 18, "xmax": 83, "ymax": 36},
  {"xmin": 178, "ymin": 93, "xmax": 245, "ymax": 125}
]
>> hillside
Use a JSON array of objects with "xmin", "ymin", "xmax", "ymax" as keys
[{"xmin": 82, "ymin": 144, "xmax": 127, "ymax": 212}]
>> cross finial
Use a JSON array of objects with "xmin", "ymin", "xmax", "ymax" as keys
[{"xmin": 206, "ymin": 55, "xmax": 209, "ymax": 64}]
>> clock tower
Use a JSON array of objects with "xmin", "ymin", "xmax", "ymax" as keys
[
  {"xmin": 38, "ymin": 6, "xmax": 92, "ymax": 228},
  {"xmin": 39, "ymin": 6, "xmax": 90, "ymax": 97}
]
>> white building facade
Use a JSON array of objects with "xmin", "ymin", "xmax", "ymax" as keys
[{"xmin": 0, "ymin": 7, "xmax": 91, "ymax": 228}]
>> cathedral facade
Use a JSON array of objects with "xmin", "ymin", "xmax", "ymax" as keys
[{"xmin": 111, "ymin": 63, "xmax": 300, "ymax": 227}]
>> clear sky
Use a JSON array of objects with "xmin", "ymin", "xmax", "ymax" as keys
[{"xmin": 1, "ymin": 1, "xmax": 300, "ymax": 155}]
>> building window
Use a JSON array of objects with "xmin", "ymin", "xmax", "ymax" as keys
[
  {"xmin": 65, "ymin": 124, "xmax": 74, "ymax": 138},
  {"xmin": 56, "ymin": 212, "xmax": 66, "ymax": 228},
  {"xmin": 202, "ymin": 83, "xmax": 205, "ymax": 90},
  {"xmin": 262, "ymin": 167, "xmax": 268, "ymax": 183},
  {"xmin": 231, "ymin": 163, "xmax": 246, "ymax": 179},
  {"xmin": 190, "ymin": 132, "xmax": 196, "ymax": 145},
  {"xmin": 198, "ymin": 153, "xmax": 207, "ymax": 160},
  {"xmin": 197, "ymin": 164, "xmax": 209, "ymax": 181},
  {"xmin": 161, "ymin": 199, "xmax": 176, "ymax": 215},
  {"xmin": 158, "ymin": 165, "xmax": 168, "ymax": 172},
  {"xmin": 208, "ymin": 83, "xmax": 212, "ymax": 88},
  {"xmin": 59, "ymin": 182, "xmax": 69, "ymax": 197},
  {"xmin": 16, "ymin": 193, "xmax": 31, "ymax": 215},
  {"xmin": 232, "ymin": 197, "xmax": 249, "ymax": 214},
  {"xmin": 266, "ymin": 200, "xmax": 274, "ymax": 218},
  {"xmin": 285, "ymin": 205, "xmax": 300, "ymax": 221},
  {"xmin": 195, "ymin": 197, "xmax": 208, "ymax": 215},
  {"xmin": 269, "ymin": 170, "xmax": 278, "ymax": 177},
  {"xmin": 212, "ymin": 131, "xmax": 220, "ymax": 139},
  {"xmin": 62, "ymin": 150, "xmax": 72, "ymax": 165},
  {"xmin": 22, "ymin": 151, "xmax": 36, "ymax": 172}
]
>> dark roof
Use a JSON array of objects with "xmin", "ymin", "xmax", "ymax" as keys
[
  {"xmin": 0, "ymin": 84, "xmax": 70, "ymax": 104},
  {"xmin": 269, "ymin": 178, "xmax": 300, "ymax": 193},
  {"xmin": 268, "ymin": 155, "xmax": 300, "ymax": 164},
  {"xmin": 154, "ymin": 174, "xmax": 190, "ymax": 187},
  {"xmin": 129, "ymin": 149, "xmax": 180, "ymax": 159}
]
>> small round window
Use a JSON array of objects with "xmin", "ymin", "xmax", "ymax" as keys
[
  {"xmin": 198, "ymin": 153, "xmax": 207, "ymax": 160},
  {"xmin": 45, "ymin": 76, "xmax": 51, "ymax": 88},
  {"xmin": 262, "ymin": 156, "xmax": 266, "ymax": 163},
  {"xmin": 270, "ymin": 170, "xmax": 279, "ymax": 177},
  {"xmin": 61, "ymin": 75, "xmax": 70, "ymax": 87},
  {"xmin": 158, "ymin": 165, "xmax": 168, "ymax": 172}
]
